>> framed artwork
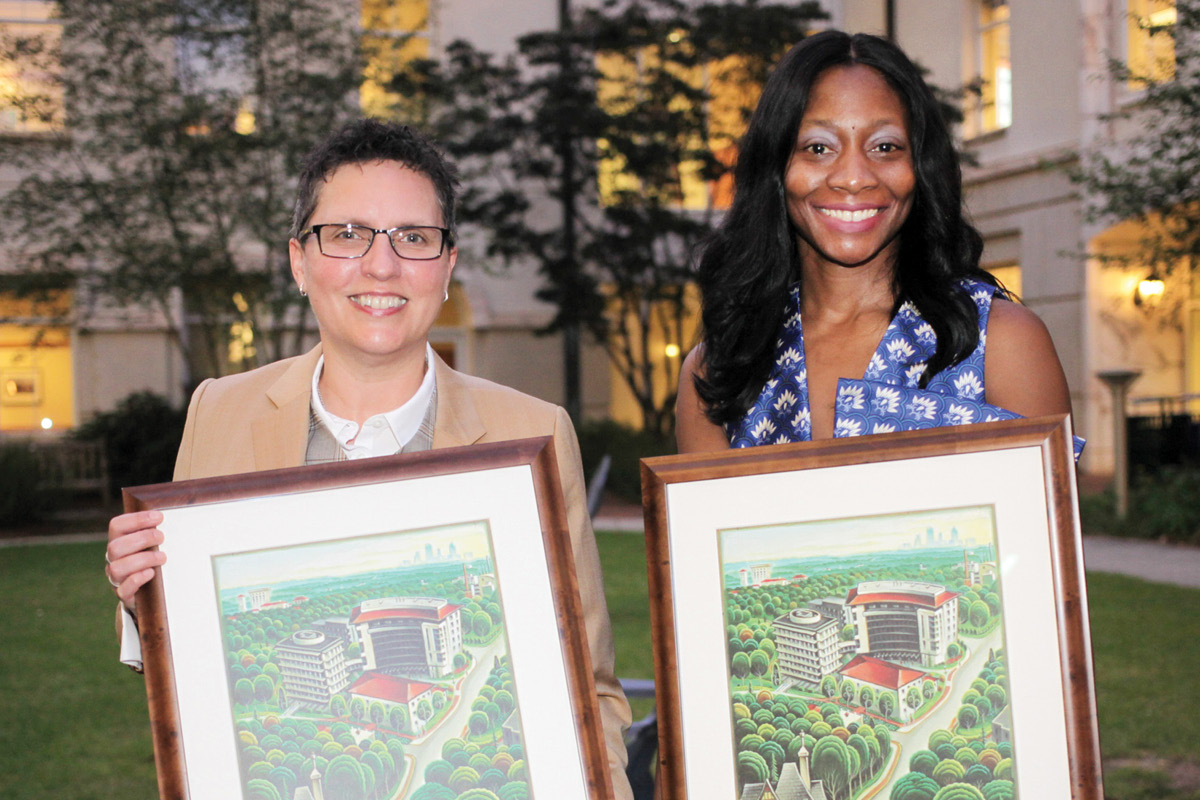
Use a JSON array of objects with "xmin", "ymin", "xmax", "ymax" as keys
[
  {"xmin": 127, "ymin": 437, "xmax": 612, "ymax": 800},
  {"xmin": 1, "ymin": 368, "xmax": 41, "ymax": 405},
  {"xmin": 641, "ymin": 416, "xmax": 1102, "ymax": 800}
]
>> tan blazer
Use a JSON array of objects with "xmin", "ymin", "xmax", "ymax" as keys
[{"xmin": 172, "ymin": 345, "xmax": 633, "ymax": 797}]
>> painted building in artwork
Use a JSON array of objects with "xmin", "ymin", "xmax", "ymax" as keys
[
  {"xmin": 738, "ymin": 744, "xmax": 828, "ymax": 800},
  {"xmin": 274, "ymin": 630, "xmax": 352, "ymax": 709},
  {"xmin": 772, "ymin": 608, "xmax": 843, "ymax": 688},
  {"xmin": 846, "ymin": 580, "xmax": 959, "ymax": 667},
  {"xmin": 838, "ymin": 653, "xmax": 928, "ymax": 724},
  {"xmin": 350, "ymin": 596, "xmax": 463, "ymax": 679},
  {"xmin": 345, "ymin": 671, "xmax": 436, "ymax": 735}
]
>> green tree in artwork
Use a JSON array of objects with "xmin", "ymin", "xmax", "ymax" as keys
[
  {"xmin": 931, "ymin": 759, "xmax": 966, "ymax": 787},
  {"xmin": 909, "ymin": 749, "xmax": 939, "ymax": 777},
  {"xmin": 907, "ymin": 685, "xmax": 923, "ymax": 711},
  {"xmin": 931, "ymin": 783, "xmax": 985, "ymax": 800},
  {"xmin": 732, "ymin": 652, "xmax": 751, "ymax": 679},
  {"xmin": 474, "ymin": 614, "xmax": 493, "ymax": 639},
  {"xmin": 469, "ymin": 711, "xmax": 490, "ymax": 736},
  {"xmin": 812, "ymin": 736, "xmax": 852, "ymax": 800},
  {"xmin": 969, "ymin": 601, "xmax": 991, "ymax": 629},
  {"xmin": 841, "ymin": 682, "xmax": 857, "ymax": 703},
  {"xmin": 330, "ymin": 695, "xmax": 347, "ymax": 718},
  {"xmin": 821, "ymin": 675, "xmax": 839, "ymax": 698},
  {"xmin": 350, "ymin": 698, "xmax": 366, "ymax": 722},
  {"xmin": 889, "ymin": 771, "xmax": 939, "ymax": 800},
  {"xmin": 957, "ymin": 704, "xmax": 980, "ymax": 729},
  {"xmin": 389, "ymin": 706, "xmax": 407, "ymax": 732},
  {"xmin": 449, "ymin": 766, "xmax": 482, "ymax": 793},
  {"xmin": 370, "ymin": 702, "xmax": 386, "ymax": 725},
  {"xmin": 245, "ymin": 778, "xmax": 283, "ymax": 800},
  {"xmin": 737, "ymin": 750, "xmax": 771, "ymax": 784},
  {"xmin": 235, "ymin": 678, "xmax": 254, "ymax": 708},
  {"xmin": 324, "ymin": 755, "xmax": 367, "ymax": 800},
  {"xmin": 981, "ymin": 779, "xmax": 1015, "ymax": 800},
  {"xmin": 411, "ymin": 782, "xmax": 456, "ymax": 800},
  {"xmin": 878, "ymin": 691, "xmax": 895, "ymax": 719},
  {"xmin": 425, "ymin": 759, "xmax": 453, "ymax": 785},
  {"xmin": 858, "ymin": 685, "xmax": 875, "ymax": 711},
  {"xmin": 750, "ymin": 649, "xmax": 770, "ymax": 677}
]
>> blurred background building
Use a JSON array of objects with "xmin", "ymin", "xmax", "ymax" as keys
[{"xmin": 0, "ymin": 0, "xmax": 1192, "ymax": 480}]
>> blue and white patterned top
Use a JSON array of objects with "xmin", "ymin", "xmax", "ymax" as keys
[{"xmin": 726, "ymin": 279, "xmax": 1085, "ymax": 460}]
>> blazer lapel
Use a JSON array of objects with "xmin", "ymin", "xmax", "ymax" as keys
[
  {"xmin": 431, "ymin": 353, "xmax": 487, "ymax": 448},
  {"xmin": 251, "ymin": 344, "xmax": 322, "ymax": 471}
]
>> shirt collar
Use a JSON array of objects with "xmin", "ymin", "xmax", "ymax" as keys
[{"xmin": 310, "ymin": 343, "xmax": 437, "ymax": 459}]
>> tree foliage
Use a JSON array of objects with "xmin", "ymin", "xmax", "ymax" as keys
[
  {"xmin": 1072, "ymin": 0, "xmax": 1200, "ymax": 322},
  {"xmin": 0, "ymin": 0, "xmax": 363, "ymax": 386},
  {"xmin": 389, "ymin": 0, "xmax": 824, "ymax": 435}
]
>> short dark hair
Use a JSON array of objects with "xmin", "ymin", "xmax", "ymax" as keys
[
  {"xmin": 290, "ymin": 118, "xmax": 459, "ymax": 241},
  {"xmin": 696, "ymin": 30, "xmax": 999, "ymax": 425}
]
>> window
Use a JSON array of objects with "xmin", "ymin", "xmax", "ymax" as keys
[
  {"xmin": 361, "ymin": 0, "xmax": 429, "ymax": 118},
  {"xmin": 975, "ymin": 0, "xmax": 1012, "ymax": 134},
  {"xmin": 0, "ymin": 0, "xmax": 62, "ymax": 133},
  {"xmin": 1126, "ymin": 0, "xmax": 1176, "ymax": 86},
  {"xmin": 0, "ymin": 289, "xmax": 74, "ymax": 431}
]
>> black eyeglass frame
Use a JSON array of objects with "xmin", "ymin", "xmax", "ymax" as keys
[{"xmin": 298, "ymin": 224, "xmax": 454, "ymax": 260}]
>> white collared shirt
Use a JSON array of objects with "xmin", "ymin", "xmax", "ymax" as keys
[{"xmin": 310, "ymin": 344, "xmax": 437, "ymax": 459}]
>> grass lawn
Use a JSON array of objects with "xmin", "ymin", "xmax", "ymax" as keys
[{"xmin": 3, "ymin": 535, "xmax": 1197, "ymax": 799}]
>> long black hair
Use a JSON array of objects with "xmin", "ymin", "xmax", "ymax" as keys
[{"xmin": 695, "ymin": 30, "xmax": 1000, "ymax": 426}]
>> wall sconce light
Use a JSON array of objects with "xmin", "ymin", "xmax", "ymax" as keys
[
  {"xmin": 1135, "ymin": 273, "xmax": 1165, "ymax": 307},
  {"xmin": 663, "ymin": 343, "xmax": 681, "ymax": 358}
]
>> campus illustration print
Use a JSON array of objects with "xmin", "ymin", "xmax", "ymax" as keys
[
  {"xmin": 210, "ymin": 521, "xmax": 534, "ymax": 800},
  {"xmin": 719, "ymin": 505, "xmax": 1018, "ymax": 800}
]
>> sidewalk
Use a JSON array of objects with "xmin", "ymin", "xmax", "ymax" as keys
[
  {"xmin": 1081, "ymin": 535, "xmax": 1200, "ymax": 589},
  {"xmin": 5, "ymin": 512, "xmax": 1198, "ymax": 591}
]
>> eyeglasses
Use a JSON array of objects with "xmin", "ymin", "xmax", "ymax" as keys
[{"xmin": 299, "ymin": 224, "xmax": 453, "ymax": 260}]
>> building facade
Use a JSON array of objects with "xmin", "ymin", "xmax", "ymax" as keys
[
  {"xmin": 835, "ymin": 0, "xmax": 1190, "ymax": 474},
  {"xmin": 772, "ymin": 607, "xmax": 843, "ymax": 688},
  {"xmin": 350, "ymin": 596, "xmax": 463, "ymax": 679},
  {"xmin": 274, "ymin": 629, "xmax": 352, "ymax": 709},
  {"xmin": 846, "ymin": 580, "xmax": 959, "ymax": 667}
]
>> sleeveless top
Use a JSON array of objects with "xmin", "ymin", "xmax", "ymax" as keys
[{"xmin": 727, "ymin": 279, "xmax": 1085, "ymax": 460}]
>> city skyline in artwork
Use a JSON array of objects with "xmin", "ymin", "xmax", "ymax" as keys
[
  {"xmin": 716, "ymin": 505, "xmax": 1019, "ymax": 800},
  {"xmin": 209, "ymin": 521, "xmax": 536, "ymax": 800}
]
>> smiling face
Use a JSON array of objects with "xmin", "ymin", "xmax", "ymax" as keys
[
  {"xmin": 289, "ymin": 160, "xmax": 456, "ymax": 370},
  {"xmin": 784, "ymin": 64, "xmax": 916, "ymax": 274}
]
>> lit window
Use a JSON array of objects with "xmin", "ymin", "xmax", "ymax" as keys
[
  {"xmin": 1126, "ymin": 0, "xmax": 1176, "ymax": 86},
  {"xmin": 0, "ymin": 289, "xmax": 75, "ymax": 431},
  {"xmin": 976, "ymin": 0, "xmax": 1012, "ymax": 134},
  {"xmin": 361, "ymin": 0, "xmax": 429, "ymax": 119},
  {"xmin": 0, "ymin": 0, "xmax": 62, "ymax": 133}
]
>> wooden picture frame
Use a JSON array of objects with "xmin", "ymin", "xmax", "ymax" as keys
[
  {"xmin": 641, "ymin": 416, "xmax": 1101, "ymax": 800},
  {"xmin": 126, "ymin": 436, "xmax": 613, "ymax": 800}
]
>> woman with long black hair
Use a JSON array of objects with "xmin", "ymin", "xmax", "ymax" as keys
[{"xmin": 677, "ymin": 30, "xmax": 1077, "ymax": 454}]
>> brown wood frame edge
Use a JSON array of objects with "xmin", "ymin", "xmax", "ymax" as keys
[
  {"xmin": 638, "ymin": 415, "xmax": 1103, "ymax": 800},
  {"xmin": 123, "ymin": 435, "xmax": 614, "ymax": 800}
]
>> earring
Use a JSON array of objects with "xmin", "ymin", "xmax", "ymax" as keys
[
  {"xmin": 443, "ymin": 288, "xmax": 449, "ymax": 302},
  {"xmin": 299, "ymin": 284, "xmax": 307, "ymax": 297}
]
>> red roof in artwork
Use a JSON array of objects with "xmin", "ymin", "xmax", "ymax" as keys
[
  {"xmin": 761, "ymin": 578, "xmax": 790, "ymax": 585},
  {"xmin": 348, "ymin": 672, "xmax": 433, "ymax": 704},
  {"xmin": 350, "ymin": 603, "xmax": 460, "ymax": 624},
  {"xmin": 792, "ymin": 575, "xmax": 808, "ymax": 581},
  {"xmin": 846, "ymin": 587, "xmax": 957, "ymax": 608},
  {"xmin": 839, "ymin": 655, "xmax": 926, "ymax": 689}
]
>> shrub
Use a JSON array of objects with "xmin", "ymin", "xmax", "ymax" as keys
[
  {"xmin": 576, "ymin": 419, "xmax": 674, "ymax": 504},
  {"xmin": 72, "ymin": 391, "xmax": 186, "ymax": 492},
  {"xmin": 1080, "ymin": 466, "xmax": 1200, "ymax": 545},
  {"xmin": 0, "ymin": 441, "xmax": 49, "ymax": 525}
]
